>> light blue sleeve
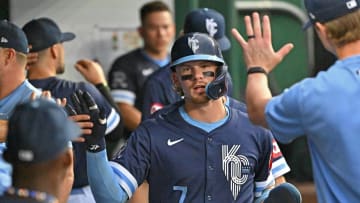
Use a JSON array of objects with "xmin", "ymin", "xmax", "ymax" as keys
[
  {"xmin": 86, "ymin": 150, "xmax": 128, "ymax": 203},
  {"xmin": 0, "ymin": 144, "xmax": 12, "ymax": 195},
  {"xmin": 265, "ymin": 83, "xmax": 306, "ymax": 144}
]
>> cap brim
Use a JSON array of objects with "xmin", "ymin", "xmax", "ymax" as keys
[
  {"xmin": 61, "ymin": 32, "xmax": 76, "ymax": 42},
  {"xmin": 302, "ymin": 20, "xmax": 312, "ymax": 30},
  {"xmin": 217, "ymin": 36, "xmax": 231, "ymax": 51}
]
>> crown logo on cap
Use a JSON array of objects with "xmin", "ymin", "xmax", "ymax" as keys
[
  {"xmin": 346, "ymin": 0, "xmax": 357, "ymax": 9},
  {"xmin": 206, "ymin": 18, "xmax": 218, "ymax": 37},
  {"xmin": 188, "ymin": 36, "xmax": 199, "ymax": 53},
  {"xmin": 0, "ymin": 37, "xmax": 8, "ymax": 43}
]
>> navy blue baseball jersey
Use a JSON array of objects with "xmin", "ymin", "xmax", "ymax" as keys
[
  {"xmin": 108, "ymin": 48, "xmax": 169, "ymax": 111},
  {"xmin": 29, "ymin": 77, "xmax": 120, "ymax": 188},
  {"xmin": 110, "ymin": 105, "xmax": 274, "ymax": 203},
  {"xmin": 227, "ymin": 98, "xmax": 290, "ymax": 177},
  {"xmin": 149, "ymin": 99, "xmax": 290, "ymax": 181},
  {"xmin": 141, "ymin": 65, "xmax": 180, "ymax": 120},
  {"xmin": 141, "ymin": 66, "xmax": 234, "ymax": 120}
]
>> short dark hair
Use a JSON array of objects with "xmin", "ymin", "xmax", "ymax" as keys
[{"xmin": 140, "ymin": 1, "xmax": 171, "ymax": 24}]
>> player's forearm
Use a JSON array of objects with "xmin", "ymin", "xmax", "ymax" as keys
[
  {"xmin": 0, "ymin": 120, "xmax": 8, "ymax": 142},
  {"xmin": 117, "ymin": 103, "xmax": 141, "ymax": 131},
  {"xmin": 86, "ymin": 150, "xmax": 128, "ymax": 203},
  {"xmin": 246, "ymin": 74, "xmax": 272, "ymax": 127}
]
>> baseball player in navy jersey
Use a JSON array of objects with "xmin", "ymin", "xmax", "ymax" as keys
[
  {"xmin": 141, "ymin": 8, "xmax": 292, "ymax": 186},
  {"xmin": 83, "ymin": 33, "xmax": 303, "ymax": 203},
  {"xmin": 21, "ymin": 17, "xmax": 121, "ymax": 203},
  {"xmin": 231, "ymin": 0, "xmax": 360, "ymax": 202},
  {"xmin": 108, "ymin": 1, "xmax": 175, "ymax": 139},
  {"xmin": 141, "ymin": 8, "xmax": 234, "ymax": 121}
]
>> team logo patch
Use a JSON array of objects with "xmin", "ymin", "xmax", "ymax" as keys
[
  {"xmin": 188, "ymin": 36, "xmax": 199, "ymax": 53},
  {"xmin": 150, "ymin": 103, "xmax": 164, "ymax": 114},
  {"xmin": 271, "ymin": 139, "xmax": 283, "ymax": 159},
  {"xmin": 0, "ymin": 37, "xmax": 8, "ymax": 43},
  {"xmin": 142, "ymin": 67, "xmax": 154, "ymax": 76},
  {"xmin": 205, "ymin": 18, "xmax": 218, "ymax": 37},
  {"xmin": 347, "ymin": 0, "xmax": 357, "ymax": 9},
  {"xmin": 222, "ymin": 145, "xmax": 250, "ymax": 200}
]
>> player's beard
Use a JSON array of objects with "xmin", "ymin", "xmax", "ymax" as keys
[{"xmin": 56, "ymin": 64, "xmax": 65, "ymax": 74}]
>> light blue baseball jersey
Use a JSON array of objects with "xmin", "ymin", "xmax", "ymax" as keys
[
  {"xmin": 265, "ymin": 55, "xmax": 360, "ymax": 203},
  {"xmin": 0, "ymin": 80, "xmax": 41, "ymax": 194}
]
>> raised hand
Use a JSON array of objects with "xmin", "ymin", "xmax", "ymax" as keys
[
  {"xmin": 231, "ymin": 12, "xmax": 294, "ymax": 73},
  {"xmin": 74, "ymin": 59, "xmax": 107, "ymax": 85},
  {"xmin": 67, "ymin": 90, "xmax": 107, "ymax": 152}
]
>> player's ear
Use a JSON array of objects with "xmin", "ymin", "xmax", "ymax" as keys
[
  {"xmin": 2, "ymin": 48, "xmax": 16, "ymax": 66},
  {"xmin": 171, "ymin": 71, "xmax": 183, "ymax": 96},
  {"xmin": 171, "ymin": 71, "xmax": 179, "ymax": 86},
  {"xmin": 137, "ymin": 26, "xmax": 144, "ymax": 38},
  {"xmin": 50, "ymin": 44, "xmax": 58, "ymax": 59}
]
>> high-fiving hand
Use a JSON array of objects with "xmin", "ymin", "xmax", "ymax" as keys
[
  {"xmin": 231, "ymin": 12, "xmax": 294, "ymax": 73},
  {"xmin": 66, "ymin": 90, "xmax": 107, "ymax": 152}
]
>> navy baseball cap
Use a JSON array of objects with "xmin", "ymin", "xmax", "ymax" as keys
[
  {"xmin": 0, "ymin": 20, "xmax": 29, "ymax": 54},
  {"xmin": 183, "ymin": 8, "xmax": 231, "ymax": 51},
  {"xmin": 22, "ymin": 17, "xmax": 75, "ymax": 52},
  {"xmin": 303, "ymin": 0, "xmax": 360, "ymax": 29},
  {"xmin": 4, "ymin": 99, "xmax": 81, "ymax": 164}
]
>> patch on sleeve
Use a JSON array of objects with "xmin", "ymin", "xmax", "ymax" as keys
[{"xmin": 150, "ymin": 103, "xmax": 164, "ymax": 114}]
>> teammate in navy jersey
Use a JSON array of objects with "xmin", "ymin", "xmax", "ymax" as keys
[
  {"xmin": 83, "ymin": 33, "xmax": 297, "ymax": 203},
  {"xmin": 108, "ymin": 1, "xmax": 175, "ymax": 139},
  {"xmin": 141, "ymin": 8, "xmax": 291, "ymax": 187},
  {"xmin": 141, "ymin": 8, "xmax": 234, "ymax": 121},
  {"xmin": 22, "ymin": 17, "xmax": 121, "ymax": 203}
]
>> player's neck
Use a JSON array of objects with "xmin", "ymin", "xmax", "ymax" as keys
[
  {"xmin": 12, "ymin": 174, "xmax": 62, "ymax": 202},
  {"xmin": 0, "ymin": 68, "xmax": 25, "ymax": 99},
  {"xmin": 143, "ymin": 46, "xmax": 168, "ymax": 60},
  {"xmin": 184, "ymin": 99, "xmax": 227, "ymax": 123},
  {"xmin": 336, "ymin": 40, "xmax": 360, "ymax": 60},
  {"xmin": 27, "ymin": 57, "xmax": 57, "ymax": 80},
  {"xmin": 27, "ymin": 65, "xmax": 57, "ymax": 80}
]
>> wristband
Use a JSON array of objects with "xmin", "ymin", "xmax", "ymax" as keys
[{"xmin": 247, "ymin": 67, "xmax": 267, "ymax": 75}]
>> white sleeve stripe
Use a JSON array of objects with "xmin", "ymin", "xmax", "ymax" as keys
[
  {"xmin": 111, "ymin": 90, "xmax": 136, "ymax": 104},
  {"xmin": 272, "ymin": 157, "xmax": 288, "ymax": 168},
  {"xmin": 109, "ymin": 161, "xmax": 138, "ymax": 197},
  {"xmin": 105, "ymin": 108, "xmax": 121, "ymax": 134},
  {"xmin": 271, "ymin": 158, "xmax": 291, "ymax": 178},
  {"xmin": 254, "ymin": 174, "xmax": 275, "ymax": 197}
]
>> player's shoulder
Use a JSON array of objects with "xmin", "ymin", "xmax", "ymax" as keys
[
  {"xmin": 48, "ymin": 77, "xmax": 78, "ymax": 90},
  {"xmin": 56, "ymin": 79, "xmax": 95, "ymax": 93},
  {"xmin": 145, "ymin": 66, "xmax": 172, "ymax": 85},
  {"xmin": 229, "ymin": 107, "xmax": 272, "ymax": 135},
  {"xmin": 151, "ymin": 100, "xmax": 183, "ymax": 119},
  {"xmin": 110, "ymin": 48, "xmax": 144, "ymax": 68},
  {"xmin": 227, "ymin": 96, "xmax": 247, "ymax": 113}
]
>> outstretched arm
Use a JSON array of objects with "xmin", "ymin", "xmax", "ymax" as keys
[
  {"xmin": 75, "ymin": 59, "xmax": 125, "ymax": 155},
  {"xmin": 231, "ymin": 12, "xmax": 293, "ymax": 127}
]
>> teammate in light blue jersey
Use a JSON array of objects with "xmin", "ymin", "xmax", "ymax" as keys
[
  {"xmin": 232, "ymin": 0, "xmax": 360, "ymax": 202},
  {"xmin": 0, "ymin": 20, "xmax": 42, "ymax": 195}
]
